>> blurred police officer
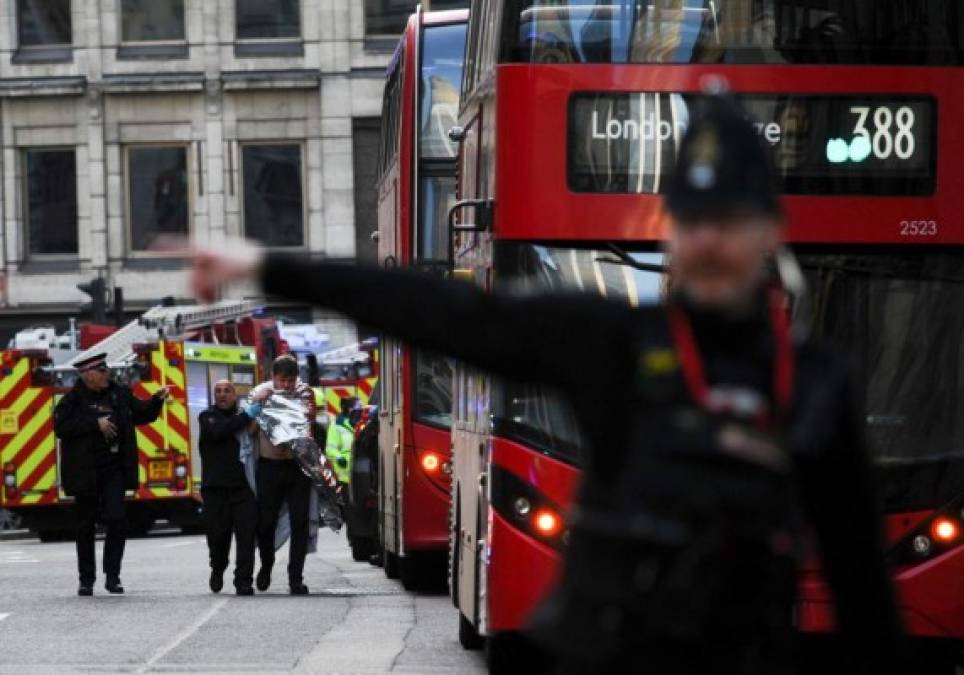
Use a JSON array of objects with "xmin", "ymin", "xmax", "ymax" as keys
[
  {"xmin": 198, "ymin": 380, "xmax": 258, "ymax": 596},
  {"xmin": 325, "ymin": 396, "xmax": 357, "ymax": 488},
  {"xmin": 189, "ymin": 97, "xmax": 904, "ymax": 673},
  {"xmin": 54, "ymin": 353, "xmax": 168, "ymax": 596}
]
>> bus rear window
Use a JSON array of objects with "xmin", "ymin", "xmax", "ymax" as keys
[{"xmin": 503, "ymin": 0, "xmax": 964, "ymax": 65}]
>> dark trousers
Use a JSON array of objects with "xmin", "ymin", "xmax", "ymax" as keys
[
  {"xmin": 75, "ymin": 465, "xmax": 127, "ymax": 585},
  {"xmin": 256, "ymin": 458, "xmax": 311, "ymax": 584},
  {"xmin": 202, "ymin": 485, "xmax": 257, "ymax": 588}
]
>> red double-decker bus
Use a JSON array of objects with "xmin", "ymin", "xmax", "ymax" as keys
[
  {"xmin": 448, "ymin": 1, "xmax": 964, "ymax": 672},
  {"xmin": 375, "ymin": 7, "xmax": 468, "ymax": 590}
]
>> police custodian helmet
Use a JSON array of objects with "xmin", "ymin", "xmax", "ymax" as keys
[{"xmin": 665, "ymin": 95, "xmax": 782, "ymax": 222}]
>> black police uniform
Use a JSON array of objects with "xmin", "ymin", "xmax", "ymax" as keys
[
  {"xmin": 248, "ymin": 99, "xmax": 904, "ymax": 673},
  {"xmin": 54, "ymin": 374, "xmax": 163, "ymax": 592},
  {"xmin": 197, "ymin": 403, "xmax": 257, "ymax": 592}
]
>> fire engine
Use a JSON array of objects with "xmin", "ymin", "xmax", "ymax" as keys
[{"xmin": 0, "ymin": 300, "xmax": 284, "ymax": 540}]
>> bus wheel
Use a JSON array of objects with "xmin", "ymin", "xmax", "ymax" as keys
[
  {"xmin": 458, "ymin": 612, "xmax": 483, "ymax": 651},
  {"xmin": 384, "ymin": 550, "xmax": 400, "ymax": 579},
  {"xmin": 487, "ymin": 632, "xmax": 539, "ymax": 675}
]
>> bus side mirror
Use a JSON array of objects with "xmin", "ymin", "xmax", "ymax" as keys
[{"xmin": 447, "ymin": 199, "xmax": 494, "ymax": 274}]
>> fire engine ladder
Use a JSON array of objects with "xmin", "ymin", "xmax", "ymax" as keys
[
  {"xmin": 318, "ymin": 341, "xmax": 370, "ymax": 365},
  {"xmin": 65, "ymin": 300, "xmax": 260, "ymax": 370}
]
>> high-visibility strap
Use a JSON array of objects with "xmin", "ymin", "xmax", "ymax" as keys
[{"xmin": 668, "ymin": 290, "xmax": 794, "ymax": 427}]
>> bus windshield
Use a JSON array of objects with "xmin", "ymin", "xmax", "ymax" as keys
[
  {"xmin": 800, "ymin": 251, "xmax": 964, "ymax": 510},
  {"xmin": 493, "ymin": 243, "xmax": 665, "ymax": 464},
  {"xmin": 421, "ymin": 22, "xmax": 466, "ymax": 159},
  {"xmin": 503, "ymin": 0, "xmax": 964, "ymax": 65}
]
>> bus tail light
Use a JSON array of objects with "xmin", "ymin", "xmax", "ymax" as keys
[
  {"xmin": 492, "ymin": 465, "xmax": 568, "ymax": 552},
  {"xmin": 420, "ymin": 452, "xmax": 441, "ymax": 473},
  {"xmin": 931, "ymin": 517, "xmax": 958, "ymax": 543},
  {"xmin": 893, "ymin": 498, "xmax": 964, "ymax": 564}
]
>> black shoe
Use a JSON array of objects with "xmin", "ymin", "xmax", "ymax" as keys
[
  {"xmin": 78, "ymin": 584, "xmax": 93, "ymax": 597},
  {"xmin": 236, "ymin": 585, "xmax": 254, "ymax": 596},
  {"xmin": 368, "ymin": 553, "xmax": 382, "ymax": 567},
  {"xmin": 289, "ymin": 582, "xmax": 309, "ymax": 596},
  {"xmin": 105, "ymin": 578, "xmax": 124, "ymax": 594},
  {"xmin": 209, "ymin": 570, "xmax": 224, "ymax": 594},
  {"xmin": 256, "ymin": 566, "xmax": 271, "ymax": 592}
]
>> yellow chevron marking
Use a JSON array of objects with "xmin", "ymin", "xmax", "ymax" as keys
[
  {"xmin": 2, "ymin": 390, "xmax": 47, "ymax": 457},
  {"xmin": 0, "ymin": 358, "xmax": 29, "ymax": 401},
  {"xmin": 26, "ymin": 461, "xmax": 56, "ymax": 491},
  {"xmin": 16, "ymin": 431, "xmax": 55, "ymax": 479}
]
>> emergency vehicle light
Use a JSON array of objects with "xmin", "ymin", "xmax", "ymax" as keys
[{"xmin": 3, "ymin": 474, "xmax": 15, "ymax": 488}]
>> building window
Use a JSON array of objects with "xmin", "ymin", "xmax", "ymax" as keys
[
  {"xmin": 17, "ymin": 0, "xmax": 71, "ymax": 47},
  {"xmin": 236, "ymin": 0, "xmax": 300, "ymax": 40},
  {"xmin": 127, "ymin": 146, "xmax": 189, "ymax": 251},
  {"xmin": 242, "ymin": 144, "xmax": 305, "ymax": 248},
  {"xmin": 121, "ymin": 0, "xmax": 185, "ymax": 42},
  {"xmin": 23, "ymin": 148, "xmax": 78, "ymax": 256},
  {"xmin": 365, "ymin": 0, "xmax": 468, "ymax": 37}
]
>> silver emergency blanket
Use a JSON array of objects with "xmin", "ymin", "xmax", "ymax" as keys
[{"xmin": 256, "ymin": 392, "xmax": 343, "ymax": 531}]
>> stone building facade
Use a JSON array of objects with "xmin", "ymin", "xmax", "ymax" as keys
[{"xmin": 0, "ymin": 0, "xmax": 459, "ymax": 345}]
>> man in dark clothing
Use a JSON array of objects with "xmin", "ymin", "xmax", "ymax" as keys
[
  {"xmin": 198, "ymin": 380, "xmax": 257, "ymax": 596},
  {"xmin": 249, "ymin": 354, "xmax": 315, "ymax": 595},
  {"xmin": 53, "ymin": 353, "xmax": 167, "ymax": 596},
  {"xmin": 190, "ymin": 98, "xmax": 904, "ymax": 672}
]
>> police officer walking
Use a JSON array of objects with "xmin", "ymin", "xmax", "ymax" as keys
[
  {"xmin": 54, "ymin": 353, "xmax": 168, "ymax": 596},
  {"xmin": 190, "ymin": 98, "xmax": 904, "ymax": 672},
  {"xmin": 197, "ymin": 380, "xmax": 258, "ymax": 596}
]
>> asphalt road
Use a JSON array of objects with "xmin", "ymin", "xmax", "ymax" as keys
[{"xmin": 0, "ymin": 528, "xmax": 486, "ymax": 674}]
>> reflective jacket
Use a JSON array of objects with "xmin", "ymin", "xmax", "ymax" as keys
[{"xmin": 325, "ymin": 415, "xmax": 354, "ymax": 483}]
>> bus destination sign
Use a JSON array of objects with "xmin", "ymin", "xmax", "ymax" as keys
[{"xmin": 568, "ymin": 93, "xmax": 936, "ymax": 196}]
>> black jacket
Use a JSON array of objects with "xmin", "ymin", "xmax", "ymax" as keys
[
  {"xmin": 260, "ymin": 254, "xmax": 903, "ymax": 671},
  {"xmin": 54, "ymin": 381, "xmax": 164, "ymax": 497},
  {"xmin": 197, "ymin": 404, "xmax": 252, "ymax": 489}
]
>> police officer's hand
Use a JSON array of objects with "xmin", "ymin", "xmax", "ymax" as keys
[
  {"xmin": 154, "ymin": 386, "xmax": 170, "ymax": 401},
  {"xmin": 189, "ymin": 239, "xmax": 264, "ymax": 303},
  {"xmin": 98, "ymin": 417, "xmax": 118, "ymax": 440}
]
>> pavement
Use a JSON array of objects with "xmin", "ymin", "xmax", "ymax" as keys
[{"xmin": 0, "ymin": 528, "xmax": 486, "ymax": 674}]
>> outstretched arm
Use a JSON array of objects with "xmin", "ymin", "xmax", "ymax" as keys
[{"xmin": 258, "ymin": 253, "xmax": 628, "ymax": 389}]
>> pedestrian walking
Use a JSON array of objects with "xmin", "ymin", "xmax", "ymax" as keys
[
  {"xmin": 197, "ymin": 380, "xmax": 258, "ymax": 596},
  {"xmin": 54, "ymin": 353, "xmax": 168, "ymax": 596},
  {"xmin": 188, "ymin": 97, "xmax": 904, "ymax": 673},
  {"xmin": 250, "ymin": 354, "xmax": 315, "ymax": 595}
]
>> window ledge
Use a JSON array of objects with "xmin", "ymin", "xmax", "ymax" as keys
[
  {"xmin": 234, "ymin": 40, "xmax": 304, "ymax": 58},
  {"xmin": 117, "ymin": 43, "xmax": 189, "ymax": 60},
  {"xmin": 0, "ymin": 76, "xmax": 86, "ymax": 98},
  {"xmin": 18, "ymin": 258, "xmax": 81, "ymax": 274},
  {"xmin": 222, "ymin": 68, "xmax": 319, "ymax": 90},
  {"xmin": 363, "ymin": 37, "xmax": 399, "ymax": 54},
  {"xmin": 123, "ymin": 257, "xmax": 187, "ymax": 271},
  {"xmin": 12, "ymin": 46, "xmax": 73, "ymax": 64}
]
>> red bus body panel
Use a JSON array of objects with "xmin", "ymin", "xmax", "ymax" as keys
[
  {"xmin": 487, "ymin": 437, "xmax": 580, "ymax": 632},
  {"xmin": 494, "ymin": 64, "xmax": 964, "ymax": 244},
  {"xmin": 478, "ymin": 61, "xmax": 964, "ymax": 641},
  {"xmin": 402, "ymin": 421, "xmax": 452, "ymax": 551}
]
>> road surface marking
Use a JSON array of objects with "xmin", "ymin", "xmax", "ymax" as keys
[
  {"xmin": 0, "ymin": 613, "xmax": 10, "ymax": 622},
  {"xmin": 0, "ymin": 551, "xmax": 38, "ymax": 564},
  {"xmin": 158, "ymin": 540, "xmax": 197, "ymax": 549},
  {"xmin": 135, "ymin": 597, "xmax": 227, "ymax": 673}
]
